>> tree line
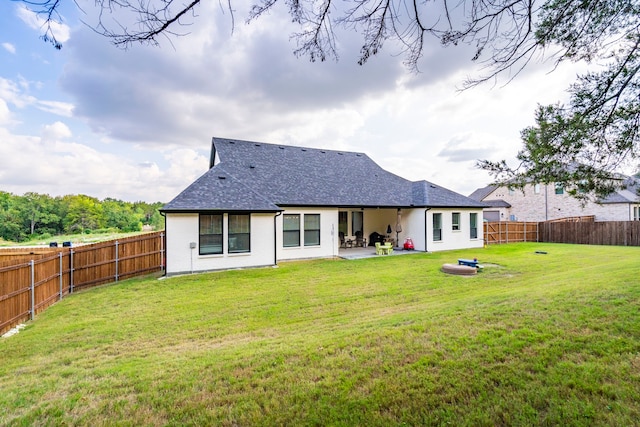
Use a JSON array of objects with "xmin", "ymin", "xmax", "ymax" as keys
[{"xmin": 0, "ymin": 192, "xmax": 164, "ymax": 243}]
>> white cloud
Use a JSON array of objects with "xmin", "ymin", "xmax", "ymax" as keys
[
  {"xmin": 0, "ymin": 124, "xmax": 206, "ymax": 201},
  {"xmin": 2, "ymin": 43, "xmax": 16, "ymax": 54},
  {"xmin": 0, "ymin": 77, "xmax": 74, "ymax": 117},
  {"xmin": 0, "ymin": 99, "xmax": 11, "ymax": 125},
  {"xmin": 16, "ymin": 4, "xmax": 71, "ymax": 43},
  {"xmin": 0, "ymin": 0, "xmax": 596, "ymax": 202},
  {"xmin": 42, "ymin": 121, "xmax": 72, "ymax": 141}
]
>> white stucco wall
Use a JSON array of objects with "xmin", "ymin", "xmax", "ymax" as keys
[
  {"xmin": 276, "ymin": 208, "xmax": 339, "ymax": 261},
  {"xmin": 165, "ymin": 213, "xmax": 276, "ymax": 275},
  {"xmin": 424, "ymin": 208, "xmax": 485, "ymax": 252},
  {"xmin": 166, "ymin": 207, "xmax": 486, "ymax": 273},
  {"xmin": 402, "ymin": 208, "xmax": 429, "ymax": 251},
  {"xmin": 486, "ymin": 184, "xmax": 635, "ymax": 221}
]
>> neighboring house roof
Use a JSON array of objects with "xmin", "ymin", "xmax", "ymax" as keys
[
  {"xmin": 468, "ymin": 185, "xmax": 497, "ymax": 202},
  {"xmin": 482, "ymin": 199, "xmax": 512, "ymax": 208},
  {"xmin": 469, "ymin": 177, "xmax": 640, "ymax": 206},
  {"xmin": 162, "ymin": 137, "xmax": 485, "ymax": 212},
  {"xmin": 599, "ymin": 177, "xmax": 640, "ymax": 204},
  {"xmin": 467, "ymin": 186, "xmax": 511, "ymax": 209}
]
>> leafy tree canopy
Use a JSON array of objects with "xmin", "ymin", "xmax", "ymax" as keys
[
  {"xmin": 0, "ymin": 192, "xmax": 164, "ymax": 243},
  {"xmin": 18, "ymin": 0, "xmax": 640, "ymax": 199}
]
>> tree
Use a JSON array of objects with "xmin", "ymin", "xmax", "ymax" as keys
[
  {"xmin": 62, "ymin": 194, "xmax": 104, "ymax": 233},
  {"xmin": 19, "ymin": 0, "xmax": 640, "ymax": 198}
]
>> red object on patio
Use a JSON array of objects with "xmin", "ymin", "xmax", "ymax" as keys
[{"xmin": 403, "ymin": 238, "xmax": 414, "ymax": 250}]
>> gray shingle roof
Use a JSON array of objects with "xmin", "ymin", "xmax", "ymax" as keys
[
  {"xmin": 162, "ymin": 137, "xmax": 484, "ymax": 212},
  {"xmin": 468, "ymin": 185, "xmax": 497, "ymax": 201},
  {"xmin": 482, "ymin": 199, "xmax": 512, "ymax": 208},
  {"xmin": 600, "ymin": 177, "xmax": 640, "ymax": 204}
]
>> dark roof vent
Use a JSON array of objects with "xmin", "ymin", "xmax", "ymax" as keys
[
  {"xmin": 229, "ymin": 141, "xmax": 235, "ymax": 144},
  {"xmin": 338, "ymin": 152, "xmax": 343, "ymax": 155},
  {"xmin": 279, "ymin": 146, "xmax": 285, "ymax": 150},
  {"xmin": 430, "ymin": 184, "xmax": 436, "ymax": 188},
  {"xmin": 356, "ymin": 154, "xmax": 362, "ymax": 157},
  {"xmin": 218, "ymin": 176, "xmax": 226, "ymax": 180},
  {"xmin": 255, "ymin": 143, "xmax": 261, "ymax": 147},
  {"xmin": 301, "ymin": 148, "xmax": 307, "ymax": 152},
  {"xmin": 249, "ymin": 165, "xmax": 256, "ymax": 169},
  {"xmin": 321, "ymin": 150, "xmax": 326, "ymax": 153}
]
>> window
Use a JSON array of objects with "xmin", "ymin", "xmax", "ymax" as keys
[
  {"xmin": 228, "ymin": 214, "xmax": 250, "ymax": 253},
  {"xmin": 452, "ymin": 212, "xmax": 460, "ymax": 231},
  {"xmin": 283, "ymin": 214, "xmax": 300, "ymax": 247},
  {"xmin": 338, "ymin": 211, "xmax": 348, "ymax": 235},
  {"xmin": 199, "ymin": 214, "xmax": 223, "ymax": 255},
  {"xmin": 508, "ymin": 187, "xmax": 515, "ymax": 196},
  {"xmin": 534, "ymin": 184, "xmax": 541, "ymax": 194},
  {"xmin": 470, "ymin": 213, "xmax": 478, "ymax": 239},
  {"xmin": 555, "ymin": 183, "xmax": 564, "ymax": 195},
  {"xmin": 634, "ymin": 206, "xmax": 640, "ymax": 221},
  {"xmin": 433, "ymin": 213, "xmax": 442, "ymax": 241},
  {"xmin": 352, "ymin": 211, "xmax": 363, "ymax": 235},
  {"xmin": 578, "ymin": 180, "xmax": 588, "ymax": 194},
  {"xmin": 304, "ymin": 214, "xmax": 321, "ymax": 246}
]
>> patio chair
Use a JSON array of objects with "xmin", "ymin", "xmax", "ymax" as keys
[
  {"xmin": 375, "ymin": 242, "xmax": 384, "ymax": 255},
  {"xmin": 339, "ymin": 232, "xmax": 352, "ymax": 248},
  {"xmin": 376, "ymin": 242, "xmax": 393, "ymax": 255},
  {"xmin": 354, "ymin": 231, "xmax": 366, "ymax": 247}
]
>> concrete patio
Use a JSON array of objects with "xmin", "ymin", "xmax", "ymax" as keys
[{"xmin": 337, "ymin": 246, "xmax": 420, "ymax": 260}]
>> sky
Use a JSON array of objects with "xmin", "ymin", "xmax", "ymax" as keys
[{"xmin": 0, "ymin": 0, "xmax": 587, "ymax": 203}]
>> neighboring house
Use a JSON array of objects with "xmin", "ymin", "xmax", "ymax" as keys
[
  {"xmin": 161, "ymin": 137, "xmax": 485, "ymax": 275},
  {"xmin": 469, "ymin": 179, "xmax": 640, "ymax": 222}
]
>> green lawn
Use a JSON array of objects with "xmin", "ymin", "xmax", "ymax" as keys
[
  {"xmin": 1, "ymin": 243, "xmax": 639, "ymax": 426},
  {"xmin": 0, "ymin": 230, "xmax": 161, "ymax": 247}
]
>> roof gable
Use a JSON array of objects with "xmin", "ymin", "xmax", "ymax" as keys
[{"xmin": 468, "ymin": 185, "xmax": 497, "ymax": 201}]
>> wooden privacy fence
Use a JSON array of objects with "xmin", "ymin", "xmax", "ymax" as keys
[
  {"xmin": 539, "ymin": 221, "xmax": 640, "ymax": 246},
  {"xmin": 484, "ymin": 221, "xmax": 539, "ymax": 245},
  {"xmin": 0, "ymin": 232, "xmax": 164, "ymax": 335}
]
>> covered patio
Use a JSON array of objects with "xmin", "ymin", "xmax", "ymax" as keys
[{"xmin": 337, "ymin": 245, "xmax": 418, "ymax": 260}]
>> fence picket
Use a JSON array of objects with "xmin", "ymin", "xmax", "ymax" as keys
[{"xmin": 0, "ymin": 231, "xmax": 165, "ymax": 335}]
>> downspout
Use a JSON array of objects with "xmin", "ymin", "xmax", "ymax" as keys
[
  {"xmin": 424, "ymin": 208, "xmax": 431, "ymax": 252},
  {"xmin": 545, "ymin": 184, "xmax": 548, "ymax": 221},
  {"xmin": 274, "ymin": 211, "xmax": 282, "ymax": 267},
  {"xmin": 160, "ymin": 211, "xmax": 167, "ymax": 276}
]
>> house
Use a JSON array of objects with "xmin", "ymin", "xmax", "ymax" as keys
[
  {"xmin": 161, "ymin": 137, "xmax": 485, "ymax": 274},
  {"xmin": 469, "ymin": 179, "xmax": 640, "ymax": 222}
]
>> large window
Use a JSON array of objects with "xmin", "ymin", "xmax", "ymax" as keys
[
  {"xmin": 433, "ymin": 213, "xmax": 442, "ymax": 241},
  {"xmin": 452, "ymin": 212, "xmax": 461, "ymax": 231},
  {"xmin": 470, "ymin": 213, "xmax": 478, "ymax": 239},
  {"xmin": 228, "ymin": 214, "xmax": 250, "ymax": 253},
  {"xmin": 555, "ymin": 183, "xmax": 564, "ymax": 195},
  {"xmin": 634, "ymin": 206, "xmax": 640, "ymax": 221},
  {"xmin": 304, "ymin": 214, "xmax": 321, "ymax": 246},
  {"xmin": 352, "ymin": 211, "xmax": 363, "ymax": 235},
  {"xmin": 199, "ymin": 214, "xmax": 223, "ymax": 255},
  {"xmin": 283, "ymin": 214, "xmax": 300, "ymax": 247},
  {"xmin": 338, "ymin": 211, "xmax": 348, "ymax": 235}
]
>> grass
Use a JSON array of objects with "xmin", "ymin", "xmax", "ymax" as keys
[
  {"xmin": 1, "ymin": 242, "xmax": 639, "ymax": 426},
  {"xmin": 0, "ymin": 231, "xmax": 161, "ymax": 248}
]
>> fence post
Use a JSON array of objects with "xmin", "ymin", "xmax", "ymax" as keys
[
  {"xmin": 70, "ymin": 249, "xmax": 74, "ymax": 293},
  {"xmin": 59, "ymin": 252, "xmax": 63, "ymax": 301},
  {"xmin": 160, "ymin": 232, "xmax": 165, "ymax": 271},
  {"xmin": 30, "ymin": 260, "xmax": 35, "ymax": 320},
  {"xmin": 524, "ymin": 222, "xmax": 527, "ymax": 242},
  {"xmin": 115, "ymin": 240, "xmax": 119, "ymax": 282}
]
